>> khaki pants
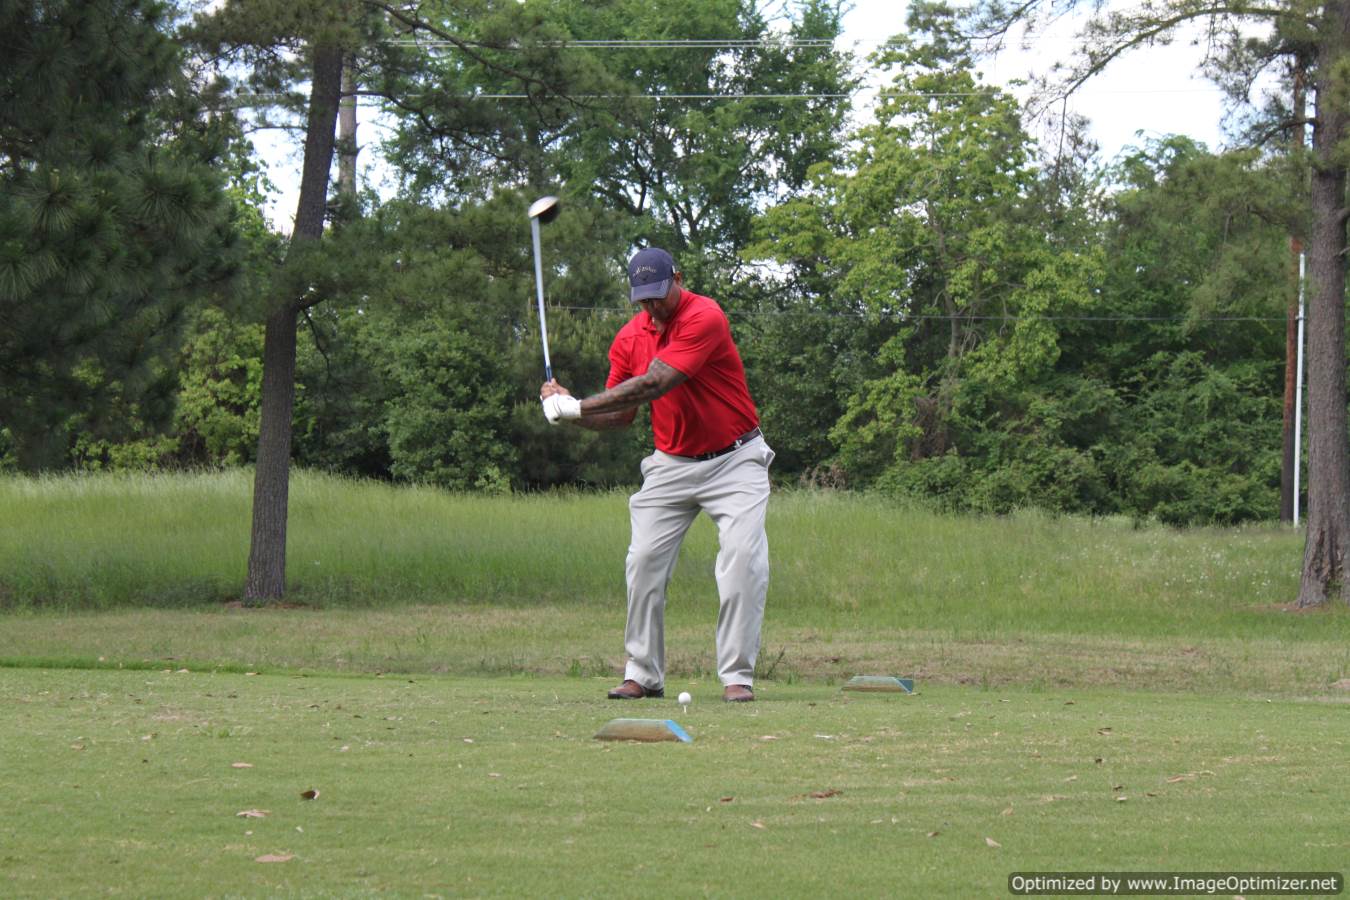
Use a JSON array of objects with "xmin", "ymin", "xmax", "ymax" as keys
[{"xmin": 622, "ymin": 436, "xmax": 774, "ymax": 689}]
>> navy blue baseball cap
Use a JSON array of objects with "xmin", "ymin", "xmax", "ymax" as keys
[{"xmin": 628, "ymin": 247, "xmax": 677, "ymax": 302}]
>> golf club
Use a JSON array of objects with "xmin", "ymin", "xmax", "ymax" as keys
[{"xmin": 528, "ymin": 195, "xmax": 561, "ymax": 382}]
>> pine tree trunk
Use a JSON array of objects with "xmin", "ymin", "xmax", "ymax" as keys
[
  {"xmin": 1296, "ymin": 5, "xmax": 1350, "ymax": 608},
  {"xmin": 243, "ymin": 44, "xmax": 344, "ymax": 603},
  {"xmin": 244, "ymin": 306, "xmax": 298, "ymax": 601}
]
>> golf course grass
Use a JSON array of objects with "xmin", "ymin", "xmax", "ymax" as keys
[
  {"xmin": 2, "ymin": 470, "xmax": 1348, "ymax": 896},
  {"xmin": 4, "ymin": 669, "xmax": 1346, "ymax": 897}
]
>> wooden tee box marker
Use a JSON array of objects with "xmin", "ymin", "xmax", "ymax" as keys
[
  {"xmin": 842, "ymin": 675, "xmax": 915, "ymax": 694},
  {"xmin": 594, "ymin": 718, "xmax": 693, "ymax": 743}
]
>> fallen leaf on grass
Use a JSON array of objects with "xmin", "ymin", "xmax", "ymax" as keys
[
  {"xmin": 927, "ymin": 831, "xmax": 941, "ymax": 838},
  {"xmin": 232, "ymin": 762, "xmax": 254, "ymax": 769},
  {"xmin": 1064, "ymin": 775, "xmax": 1078, "ymax": 783},
  {"xmin": 1097, "ymin": 727, "xmax": 1113, "ymax": 736},
  {"xmin": 70, "ymin": 743, "xmax": 84, "ymax": 751},
  {"xmin": 1001, "ymin": 806, "xmax": 1014, "ymax": 816},
  {"xmin": 808, "ymin": 789, "xmax": 842, "ymax": 799},
  {"xmin": 1166, "ymin": 774, "xmax": 1195, "ymax": 783},
  {"xmin": 750, "ymin": 821, "xmax": 766, "ymax": 830},
  {"xmin": 719, "ymin": 797, "xmax": 734, "ymax": 803},
  {"xmin": 299, "ymin": 789, "xmax": 319, "ymax": 800},
  {"xmin": 759, "ymin": 735, "xmax": 778, "ymax": 741},
  {"xmin": 1115, "ymin": 796, "xmax": 1128, "ymax": 802},
  {"xmin": 255, "ymin": 853, "xmax": 293, "ymax": 863},
  {"xmin": 236, "ymin": 810, "xmax": 269, "ymax": 819},
  {"xmin": 985, "ymin": 837, "xmax": 1001, "ymax": 848}
]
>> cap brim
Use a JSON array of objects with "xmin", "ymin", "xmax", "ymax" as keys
[{"xmin": 630, "ymin": 279, "xmax": 670, "ymax": 302}]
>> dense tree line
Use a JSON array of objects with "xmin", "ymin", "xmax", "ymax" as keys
[{"xmin": 0, "ymin": 0, "xmax": 1328, "ymax": 537}]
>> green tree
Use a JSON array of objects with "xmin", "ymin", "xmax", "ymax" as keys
[
  {"xmin": 192, "ymin": 0, "xmax": 693, "ymax": 600},
  {"xmin": 1095, "ymin": 140, "xmax": 1291, "ymax": 523},
  {"xmin": 360, "ymin": 0, "xmax": 855, "ymax": 488},
  {"xmin": 751, "ymin": 5, "xmax": 1100, "ymax": 492},
  {"xmin": 963, "ymin": 0, "xmax": 1349, "ymax": 606},
  {"xmin": 174, "ymin": 307, "xmax": 265, "ymax": 466},
  {"xmin": 0, "ymin": 0, "xmax": 234, "ymax": 470},
  {"xmin": 287, "ymin": 193, "xmax": 645, "ymax": 490}
]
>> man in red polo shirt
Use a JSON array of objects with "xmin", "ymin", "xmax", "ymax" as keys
[{"xmin": 541, "ymin": 247, "xmax": 773, "ymax": 703}]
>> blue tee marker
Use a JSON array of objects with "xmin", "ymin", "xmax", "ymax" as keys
[
  {"xmin": 594, "ymin": 718, "xmax": 693, "ymax": 743},
  {"xmin": 842, "ymin": 675, "xmax": 915, "ymax": 694}
]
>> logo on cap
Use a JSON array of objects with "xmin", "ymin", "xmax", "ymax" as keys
[{"xmin": 628, "ymin": 248, "xmax": 676, "ymax": 302}]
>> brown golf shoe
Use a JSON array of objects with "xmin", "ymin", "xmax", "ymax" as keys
[
  {"xmin": 722, "ymin": 684, "xmax": 755, "ymax": 703},
  {"xmin": 607, "ymin": 679, "xmax": 664, "ymax": 699}
]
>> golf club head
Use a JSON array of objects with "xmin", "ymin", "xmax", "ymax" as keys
[{"xmin": 528, "ymin": 195, "xmax": 560, "ymax": 224}]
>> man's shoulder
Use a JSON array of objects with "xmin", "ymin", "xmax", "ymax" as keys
[
  {"xmin": 682, "ymin": 290, "xmax": 723, "ymax": 314},
  {"xmin": 676, "ymin": 291, "xmax": 728, "ymax": 329}
]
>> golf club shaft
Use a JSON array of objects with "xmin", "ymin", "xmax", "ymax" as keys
[{"xmin": 530, "ymin": 217, "xmax": 553, "ymax": 382}]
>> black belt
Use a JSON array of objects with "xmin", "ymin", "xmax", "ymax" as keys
[{"xmin": 690, "ymin": 427, "xmax": 761, "ymax": 461}]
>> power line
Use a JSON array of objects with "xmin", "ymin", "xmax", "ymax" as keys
[
  {"xmin": 469, "ymin": 92, "xmax": 856, "ymax": 100},
  {"xmin": 546, "ymin": 306, "xmax": 1285, "ymax": 323},
  {"xmin": 230, "ymin": 87, "xmax": 1222, "ymax": 105},
  {"xmin": 380, "ymin": 34, "xmax": 1103, "ymax": 50},
  {"xmin": 383, "ymin": 38, "xmax": 845, "ymax": 49},
  {"xmin": 446, "ymin": 88, "xmax": 1219, "ymax": 100}
]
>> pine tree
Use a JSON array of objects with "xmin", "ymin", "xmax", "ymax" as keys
[{"xmin": 0, "ymin": 0, "xmax": 234, "ymax": 470}]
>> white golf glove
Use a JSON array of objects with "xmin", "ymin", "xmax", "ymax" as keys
[{"xmin": 542, "ymin": 393, "xmax": 582, "ymax": 424}]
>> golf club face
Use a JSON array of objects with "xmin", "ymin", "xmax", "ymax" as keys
[{"xmin": 528, "ymin": 195, "xmax": 560, "ymax": 224}]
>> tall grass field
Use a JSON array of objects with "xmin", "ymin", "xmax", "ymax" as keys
[
  {"xmin": 0, "ymin": 469, "xmax": 1319, "ymax": 628},
  {"xmin": 2, "ymin": 470, "xmax": 1348, "ymax": 896}
]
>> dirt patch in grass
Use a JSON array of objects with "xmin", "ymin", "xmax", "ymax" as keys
[
  {"xmin": 222, "ymin": 600, "xmax": 314, "ymax": 611},
  {"xmin": 3, "ymin": 606, "xmax": 1347, "ymax": 697},
  {"xmin": 741, "ymin": 627, "xmax": 1350, "ymax": 697}
]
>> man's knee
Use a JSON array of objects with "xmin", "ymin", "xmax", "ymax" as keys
[{"xmin": 627, "ymin": 538, "xmax": 682, "ymax": 579}]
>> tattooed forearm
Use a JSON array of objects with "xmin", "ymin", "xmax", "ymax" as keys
[{"xmin": 580, "ymin": 359, "xmax": 686, "ymax": 417}]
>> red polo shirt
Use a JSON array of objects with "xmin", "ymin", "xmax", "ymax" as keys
[{"xmin": 607, "ymin": 289, "xmax": 759, "ymax": 457}]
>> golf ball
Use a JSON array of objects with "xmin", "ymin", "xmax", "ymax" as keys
[{"xmin": 677, "ymin": 692, "xmax": 692, "ymax": 705}]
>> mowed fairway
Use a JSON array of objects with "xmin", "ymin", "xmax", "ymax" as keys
[
  {"xmin": 3, "ymin": 472, "xmax": 1350, "ymax": 896},
  {"xmin": 3, "ymin": 669, "xmax": 1347, "ymax": 897}
]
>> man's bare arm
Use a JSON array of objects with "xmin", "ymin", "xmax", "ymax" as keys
[
  {"xmin": 571, "ymin": 359, "xmax": 686, "ymax": 430},
  {"xmin": 584, "ymin": 359, "xmax": 687, "ymax": 413},
  {"xmin": 540, "ymin": 360, "xmax": 686, "ymax": 430}
]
